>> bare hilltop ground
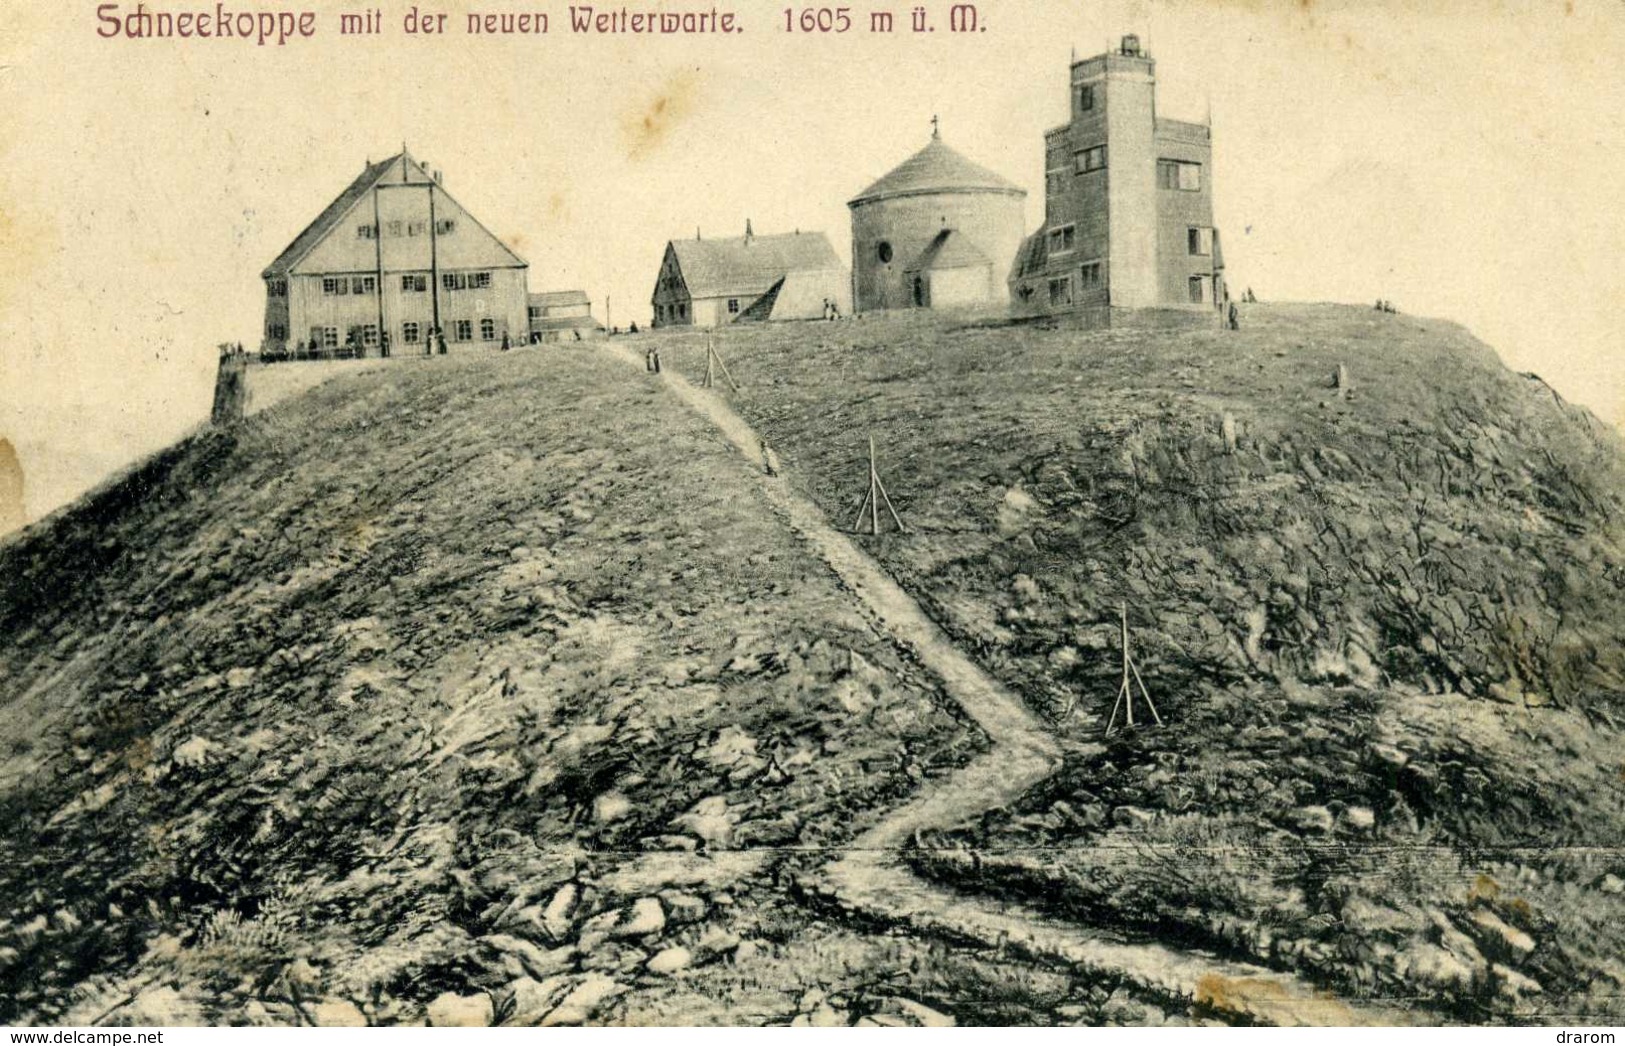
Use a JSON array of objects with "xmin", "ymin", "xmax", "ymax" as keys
[
  {"xmin": 657, "ymin": 303, "xmax": 1625, "ymax": 1022},
  {"xmin": 2, "ymin": 302, "xmax": 1623, "ymax": 1024},
  {"xmin": 0, "ymin": 351, "xmax": 1025, "ymax": 1026}
]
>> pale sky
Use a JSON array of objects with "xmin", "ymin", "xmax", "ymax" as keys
[{"xmin": 2, "ymin": 0, "xmax": 1622, "ymax": 523}]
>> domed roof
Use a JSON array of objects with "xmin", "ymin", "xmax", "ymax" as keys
[{"xmin": 849, "ymin": 132, "xmax": 1025, "ymax": 207}]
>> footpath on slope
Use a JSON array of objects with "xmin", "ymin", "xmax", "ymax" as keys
[{"xmin": 601, "ymin": 341, "xmax": 1424, "ymax": 1026}]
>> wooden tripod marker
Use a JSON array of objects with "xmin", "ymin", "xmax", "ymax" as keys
[
  {"xmin": 702, "ymin": 336, "xmax": 741, "ymax": 392},
  {"xmin": 850, "ymin": 435, "xmax": 906, "ymax": 535},
  {"xmin": 1104, "ymin": 603, "xmax": 1162, "ymax": 734}
]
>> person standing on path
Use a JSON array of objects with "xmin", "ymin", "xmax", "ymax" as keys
[{"xmin": 760, "ymin": 438, "xmax": 780, "ymax": 477}]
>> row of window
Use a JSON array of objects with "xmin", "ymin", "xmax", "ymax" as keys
[
  {"xmin": 323, "ymin": 275, "xmax": 376, "ymax": 296},
  {"xmin": 440, "ymin": 271, "xmax": 493, "ymax": 291},
  {"xmin": 306, "ymin": 325, "xmax": 373, "ymax": 349},
  {"xmin": 1043, "ymin": 156, "xmax": 1202, "ymax": 195},
  {"xmin": 1043, "ymin": 270, "xmax": 1210, "ymax": 307},
  {"xmin": 399, "ymin": 319, "xmax": 495, "ymax": 342},
  {"xmin": 654, "ymin": 301, "xmax": 690, "ymax": 322},
  {"xmin": 1042, "ymin": 224, "xmax": 1210, "ymax": 259},
  {"xmin": 1046, "ymin": 262, "xmax": 1106, "ymax": 307},
  {"xmin": 265, "ymin": 278, "xmax": 288, "ymax": 297},
  {"xmin": 357, "ymin": 219, "xmax": 457, "ymax": 239},
  {"xmin": 301, "ymin": 318, "xmax": 500, "ymax": 347},
  {"xmin": 320, "ymin": 272, "xmax": 494, "ymax": 296}
]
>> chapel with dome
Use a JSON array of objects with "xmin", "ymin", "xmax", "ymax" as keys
[{"xmin": 846, "ymin": 120, "xmax": 1028, "ymax": 314}]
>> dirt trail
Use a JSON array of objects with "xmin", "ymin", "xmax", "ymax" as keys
[{"xmin": 607, "ymin": 342, "xmax": 1420, "ymax": 1026}]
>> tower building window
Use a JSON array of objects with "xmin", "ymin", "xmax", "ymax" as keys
[{"xmin": 1075, "ymin": 145, "xmax": 1107, "ymax": 174}]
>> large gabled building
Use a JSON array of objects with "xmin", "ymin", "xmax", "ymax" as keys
[
  {"xmin": 261, "ymin": 150, "xmax": 528, "ymax": 357},
  {"xmin": 1010, "ymin": 36, "xmax": 1225, "ymax": 319},
  {"xmin": 650, "ymin": 224, "xmax": 849, "ymax": 328}
]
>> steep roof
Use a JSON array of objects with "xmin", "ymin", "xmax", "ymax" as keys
[
  {"xmin": 849, "ymin": 134, "xmax": 1025, "ymax": 207},
  {"xmin": 905, "ymin": 229, "xmax": 990, "ymax": 273},
  {"xmin": 1009, "ymin": 229, "xmax": 1048, "ymax": 283},
  {"xmin": 530, "ymin": 290, "xmax": 592, "ymax": 308},
  {"xmin": 669, "ymin": 231, "xmax": 843, "ymax": 300},
  {"xmin": 263, "ymin": 151, "xmax": 525, "ymax": 277}
]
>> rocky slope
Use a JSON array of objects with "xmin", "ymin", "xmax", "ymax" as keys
[
  {"xmin": 656, "ymin": 303, "xmax": 1625, "ymax": 1021},
  {"xmin": 0, "ymin": 349, "xmax": 1001, "ymax": 1025},
  {"xmin": 5, "ymin": 303, "xmax": 1623, "ymax": 1025}
]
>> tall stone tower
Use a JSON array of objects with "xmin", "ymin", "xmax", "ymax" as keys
[{"xmin": 1011, "ymin": 35, "xmax": 1224, "ymax": 318}]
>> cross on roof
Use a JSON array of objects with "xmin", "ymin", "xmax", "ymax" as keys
[{"xmin": 931, "ymin": 114, "xmax": 940, "ymax": 139}]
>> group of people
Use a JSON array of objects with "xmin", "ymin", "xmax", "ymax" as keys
[
  {"xmin": 644, "ymin": 345, "xmax": 662, "ymax": 373},
  {"xmin": 265, "ymin": 328, "xmax": 451, "ymax": 363},
  {"xmin": 1373, "ymin": 299, "xmax": 1399, "ymax": 314},
  {"xmin": 821, "ymin": 298, "xmax": 843, "ymax": 321}
]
